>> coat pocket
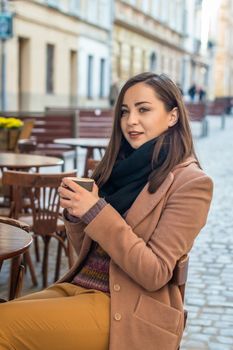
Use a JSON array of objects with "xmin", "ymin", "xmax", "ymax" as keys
[{"xmin": 133, "ymin": 294, "xmax": 182, "ymax": 335}]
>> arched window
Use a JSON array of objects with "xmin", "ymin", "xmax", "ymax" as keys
[{"xmin": 150, "ymin": 52, "xmax": 157, "ymax": 71}]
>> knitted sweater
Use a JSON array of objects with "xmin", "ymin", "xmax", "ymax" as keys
[{"xmin": 65, "ymin": 198, "xmax": 110, "ymax": 293}]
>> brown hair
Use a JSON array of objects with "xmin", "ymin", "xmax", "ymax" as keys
[{"xmin": 93, "ymin": 72, "xmax": 200, "ymax": 193}]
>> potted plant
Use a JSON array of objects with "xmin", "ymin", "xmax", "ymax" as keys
[{"xmin": 0, "ymin": 117, "xmax": 24, "ymax": 151}]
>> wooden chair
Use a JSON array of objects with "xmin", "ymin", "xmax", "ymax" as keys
[
  {"xmin": 86, "ymin": 158, "xmax": 100, "ymax": 178},
  {"xmin": 0, "ymin": 216, "xmax": 32, "ymax": 300},
  {"xmin": 171, "ymin": 254, "xmax": 189, "ymax": 349},
  {"xmin": 2, "ymin": 170, "xmax": 77, "ymax": 288},
  {"xmin": 14, "ymin": 120, "xmax": 35, "ymax": 152},
  {"xmin": 17, "ymin": 138, "xmax": 37, "ymax": 154}
]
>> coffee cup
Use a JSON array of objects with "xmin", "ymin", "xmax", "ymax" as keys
[{"xmin": 64, "ymin": 177, "xmax": 94, "ymax": 192}]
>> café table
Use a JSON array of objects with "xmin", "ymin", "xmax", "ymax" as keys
[
  {"xmin": 0, "ymin": 222, "xmax": 32, "ymax": 300},
  {"xmin": 0, "ymin": 152, "xmax": 64, "ymax": 211},
  {"xmin": 0, "ymin": 152, "xmax": 63, "ymax": 170},
  {"xmin": 54, "ymin": 138, "xmax": 109, "ymax": 176}
]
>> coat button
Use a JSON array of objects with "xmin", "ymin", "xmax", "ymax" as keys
[
  {"xmin": 113, "ymin": 284, "xmax": 121, "ymax": 291},
  {"xmin": 114, "ymin": 313, "xmax": 122, "ymax": 321}
]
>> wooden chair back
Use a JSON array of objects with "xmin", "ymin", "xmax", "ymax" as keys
[
  {"xmin": 14, "ymin": 120, "xmax": 35, "ymax": 152},
  {"xmin": 171, "ymin": 254, "xmax": 189, "ymax": 342},
  {"xmin": 17, "ymin": 138, "xmax": 37, "ymax": 153},
  {"xmin": 171, "ymin": 254, "xmax": 189, "ymax": 302},
  {"xmin": 2, "ymin": 170, "xmax": 77, "ymax": 236},
  {"xmin": 86, "ymin": 158, "xmax": 100, "ymax": 177}
]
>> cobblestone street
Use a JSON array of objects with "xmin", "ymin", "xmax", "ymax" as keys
[
  {"xmin": 181, "ymin": 116, "xmax": 233, "ymax": 350},
  {"xmin": 0, "ymin": 116, "xmax": 233, "ymax": 349}
]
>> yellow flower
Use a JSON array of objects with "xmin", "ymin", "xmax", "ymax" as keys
[{"xmin": 0, "ymin": 117, "xmax": 24, "ymax": 129}]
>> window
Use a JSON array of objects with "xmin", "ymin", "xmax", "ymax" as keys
[
  {"xmin": 46, "ymin": 0, "xmax": 59, "ymax": 8},
  {"xmin": 46, "ymin": 44, "xmax": 54, "ymax": 94},
  {"xmin": 70, "ymin": 0, "xmax": 80, "ymax": 14},
  {"xmin": 99, "ymin": 58, "xmax": 105, "ymax": 98},
  {"xmin": 150, "ymin": 52, "xmax": 157, "ymax": 71},
  {"xmin": 87, "ymin": 55, "xmax": 93, "ymax": 99}
]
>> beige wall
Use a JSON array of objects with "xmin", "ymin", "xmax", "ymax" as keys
[
  {"xmin": 214, "ymin": 0, "xmax": 233, "ymax": 97},
  {"xmin": 112, "ymin": 25, "xmax": 184, "ymax": 87},
  {"xmin": 3, "ymin": 0, "xmax": 110, "ymax": 111},
  {"xmin": 112, "ymin": 0, "xmax": 185, "ymax": 88}
]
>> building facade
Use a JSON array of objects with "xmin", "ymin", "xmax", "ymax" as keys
[
  {"xmin": 210, "ymin": 0, "xmax": 233, "ymax": 97},
  {"xmin": 1, "ymin": 0, "xmax": 230, "ymax": 111},
  {"xmin": 112, "ymin": 0, "xmax": 186, "ymax": 89},
  {"xmin": 1, "ymin": 0, "xmax": 112, "ymax": 111}
]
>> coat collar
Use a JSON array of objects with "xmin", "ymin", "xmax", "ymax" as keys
[{"xmin": 125, "ymin": 157, "xmax": 198, "ymax": 229}]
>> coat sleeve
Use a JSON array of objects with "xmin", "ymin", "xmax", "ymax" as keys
[
  {"xmin": 84, "ymin": 174, "xmax": 213, "ymax": 291},
  {"xmin": 63, "ymin": 217, "xmax": 86, "ymax": 256}
]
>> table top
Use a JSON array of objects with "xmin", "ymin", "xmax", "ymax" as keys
[
  {"xmin": 0, "ymin": 152, "xmax": 63, "ymax": 169},
  {"xmin": 0, "ymin": 223, "xmax": 32, "ymax": 261},
  {"xmin": 54, "ymin": 138, "xmax": 109, "ymax": 148}
]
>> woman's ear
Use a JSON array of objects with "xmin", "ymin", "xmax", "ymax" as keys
[{"xmin": 168, "ymin": 107, "xmax": 178, "ymax": 127}]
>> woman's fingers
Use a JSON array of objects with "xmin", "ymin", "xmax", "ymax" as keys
[
  {"xmin": 58, "ymin": 185, "xmax": 74, "ymax": 200},
  {"xmin": 62, "ymin": 178, "xmax": 86, "ymax": 193},
  {"xmin": 60, "ymin": 196, "xmax": 72, "ymax": 208}
]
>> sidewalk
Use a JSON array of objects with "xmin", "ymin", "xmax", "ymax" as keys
[{"xmin": 1, "ymin": 116, "xmax": 233, "ymax": 349}]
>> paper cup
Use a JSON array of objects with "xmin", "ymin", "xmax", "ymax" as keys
[{"xmin": 65, "ymin": 177, "xmax": 94, "ymax": 192}]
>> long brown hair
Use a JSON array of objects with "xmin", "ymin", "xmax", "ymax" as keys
[{"xmin": 93, "ymin": 72, "xmax": 200, "ymax": 193}]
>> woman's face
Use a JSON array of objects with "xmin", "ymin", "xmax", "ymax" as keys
[{"xmin": 120, "ymin": 82, "xmax": 177, "ymax": 149}]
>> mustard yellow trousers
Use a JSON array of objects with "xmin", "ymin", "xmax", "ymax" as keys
[{"xmin": 0, "ymin": 283, "xmax": 110, "ymax": 350}]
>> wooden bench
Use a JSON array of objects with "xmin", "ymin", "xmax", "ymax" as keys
[
  {"xmin": 205, "ymin": 98, "xmax": 233, "ymax": 130},
  {"xmin": 185, "ymin": 102, "xmax": 208, "ymax": 137},
  {"xmin": 46, "ymin": 107, "xmax": 114, "ymax": 138},
  {"xmin": 77, "ymin": 109, "xmax": 113, "ymax": 138},
  {"xmin": 0, "ymin": 112, "xmax": 78, "ymax": 171}
]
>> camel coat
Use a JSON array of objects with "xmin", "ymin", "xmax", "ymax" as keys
[{"xmin": 59, "ymin": 157, "xmax": 213, "ymax": 350}]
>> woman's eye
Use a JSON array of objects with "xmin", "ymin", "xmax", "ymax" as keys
[
  {"xmin": 121, "ymin": 109, "xmax": 128, "ymax": 116},
  {"xmin": 139, "ymin": 107, "xmax": 149, "ymax": 113}
]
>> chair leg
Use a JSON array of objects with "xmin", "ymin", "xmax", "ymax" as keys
[
  {"xmin": 24, "ymin": 250, "xmax": 38, "ymax": 286},
  {"xmin": 9, "ymin": 255, "xmax": 23, "ymax": 300},
  {"xmin": 14, "ymin": 265, "xmax": 25, "ymax": 299},
  {"xmin": 34, "ymin": 236, "xmax": 40, "ymax": 262},
  {"xmin": 42, "ymin": 236, "xmax": 50, "ymax": 288}
]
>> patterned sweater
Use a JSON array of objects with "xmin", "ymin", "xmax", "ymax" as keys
[{"xmin": 65, "ymin": 198, "xmax": 110, "ymax": 293}]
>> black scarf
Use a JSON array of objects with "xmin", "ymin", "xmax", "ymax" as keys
[{"xmin": 99, "ymin": 138, "xmax": 167, "ymax": 215}]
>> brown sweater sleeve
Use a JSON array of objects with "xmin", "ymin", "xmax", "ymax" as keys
[
  {"xmin": 81, "ymin": 198, "xmax": 107, "ymax": 224},
  {"xmin": 63, "ymin": 198, "xmax": 108, "ymax": 225}
]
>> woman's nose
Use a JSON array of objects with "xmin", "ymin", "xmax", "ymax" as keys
[{"xmin": 126, "ymin": 111, "xmax": 139, "ymax": 125}]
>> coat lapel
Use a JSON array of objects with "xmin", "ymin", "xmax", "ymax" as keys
[
  {"xmin": 125, "ymin": 157, "xmax": 198, "ymax": 229},
  {"xmin": 125, "ymin": 172, "xmax": 174, "ymax": 229}
]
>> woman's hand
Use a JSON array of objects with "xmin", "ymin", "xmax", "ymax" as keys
[{"xmin": 58, "ymin": 178, "xmax": 100, "ymax": 218}]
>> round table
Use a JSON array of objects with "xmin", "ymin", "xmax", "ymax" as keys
[
  {"xmin": 54, "ymin": 138, "xmax": 109, "ymax": 148},
  {"xmin": 0, "ymin": 152, "xmax": 63, "ymax": 169},
  {"xmin": 0, "ymin": 222, "xmax": 32, "ymax": 299},
  {"xmin": 54, "ymin": 138, "xmax": 109, "ymax": 176}
]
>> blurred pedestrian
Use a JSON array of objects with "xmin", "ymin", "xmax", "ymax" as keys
[
  {"xmin": 188, "ymin": 83, "xmax": 196, "ymax": 101},
  {"xmin": 198, "ymin": 87, "xmax": 206, "ymax": 102}
]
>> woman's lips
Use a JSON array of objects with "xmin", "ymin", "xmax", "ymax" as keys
[{"xmin": 128, "ymin": 132, "xmax": 143, "ymax": 139}]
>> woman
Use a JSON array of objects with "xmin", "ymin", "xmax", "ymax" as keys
[{"xmin": 0, "ymin": 73, "xmax": 213, "ymax": 350}]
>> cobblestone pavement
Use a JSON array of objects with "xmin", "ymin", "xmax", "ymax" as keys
[
  {"xmin": 181, "ymin": 116, "xmax": 233, "ymax": 350},
  {"xmin": 0, "ymin": 116, "xmax": 233, "ymax": 349}
]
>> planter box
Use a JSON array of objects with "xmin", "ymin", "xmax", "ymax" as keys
[{"xmin": 0, "ymin": 129, "xmax": 21, "ymax": 151}]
